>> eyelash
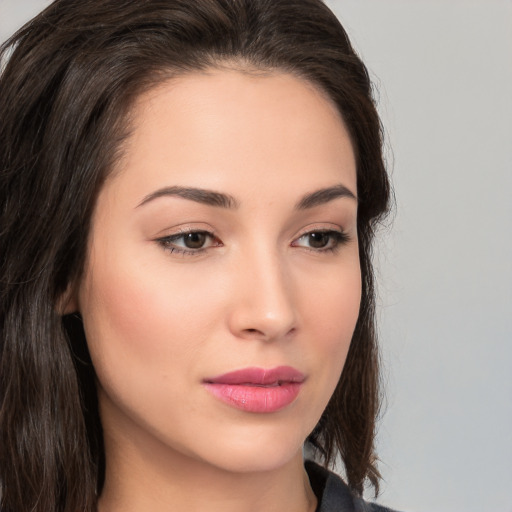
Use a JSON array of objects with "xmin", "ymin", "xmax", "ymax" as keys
[
  {"xmin": 156, "ymin": 230, "xmax": 221, "ymax": 256},
  {"xmin": 156, "ymin": 228, "xmax": 350, "ymax": 256},
  {"xmin": 291, "ymin": 229, "xmax": 350, "ymax": 254}
]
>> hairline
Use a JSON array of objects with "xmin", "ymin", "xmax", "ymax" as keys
[{"xmin": 106, "ymin": 59, "xmax": 353, "ymax": 183}]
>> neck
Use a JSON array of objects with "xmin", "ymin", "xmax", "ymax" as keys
[{"xmin": 98, "ymin": 420, "xmax": 317, "ymax": 512}]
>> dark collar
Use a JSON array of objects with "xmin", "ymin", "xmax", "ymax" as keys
[
  {"xmin": 305, "ymin": 460, "xmax": 355, "ymax": 512},
  {"xmin": 305, "ymin": 460, "xmax": 399, "ymax": 512}
]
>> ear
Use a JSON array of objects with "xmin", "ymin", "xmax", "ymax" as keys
[{"xmin": 56, "ymin": 282, "xmax": 79, "ymax": 315}]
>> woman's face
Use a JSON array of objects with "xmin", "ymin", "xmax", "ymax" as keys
[{"xmin": 76, "ymin": 69, "xmax": 360, "ymax": 473}]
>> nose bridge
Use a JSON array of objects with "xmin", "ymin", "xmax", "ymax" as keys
[{"xmin": 229, "ymin": 241, "xmax": 297, "ymax": 341}]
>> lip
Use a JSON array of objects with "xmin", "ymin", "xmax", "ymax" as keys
[{"xmin": 203, "ymin": 366, "xmax": 305, "ymax": 413}]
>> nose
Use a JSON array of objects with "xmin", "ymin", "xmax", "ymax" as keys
[{"xmin": 227, "ymin": 248, "xmax": 298, "ymax": 342}]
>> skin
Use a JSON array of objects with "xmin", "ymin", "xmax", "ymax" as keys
[{"xmin": 72, "ymin": 69, "xmax": 360, "ymax": 512}]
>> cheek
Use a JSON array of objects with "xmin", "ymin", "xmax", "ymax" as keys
[
  {"xmin": 77, "ymin": 252, "xmax": 216, "ymax": 393},
  {"xmin": 304, "ymin": 257, "xmax": 361, "ymax": 341},
  {"xmin": 301, "ymin": 259, "xmax": 362, "ymax": 382}
]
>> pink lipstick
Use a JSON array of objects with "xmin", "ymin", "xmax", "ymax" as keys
[{"xmin": 203, "ymin": 366, "xmax": 305, "ymax": 413}]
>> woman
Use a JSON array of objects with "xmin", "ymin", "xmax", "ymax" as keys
[{"xmin": 0, "ymin": 1, "xmax": 393, "ymax": 511}]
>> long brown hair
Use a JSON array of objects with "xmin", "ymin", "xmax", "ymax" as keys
[{"xmin": 0, "ymin": 1, "xmax": 391, "ymax": 511}]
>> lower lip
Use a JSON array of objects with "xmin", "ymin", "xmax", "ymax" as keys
[{"xmin": 203, "ymin": 382, "xmax": 302, "ymax": 413}]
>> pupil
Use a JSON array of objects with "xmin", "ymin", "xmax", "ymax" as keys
[
  {"xmin": 309, "ymin": 232, "xmax": 329, "ymax": 248},
  {"xmin": 184, "ymin": 232, "xmax": 206, "ymax": 249}
]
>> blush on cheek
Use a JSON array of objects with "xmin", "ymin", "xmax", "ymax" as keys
[
  {"xmin": 315, "ymin": 270, "xmax": 361, "ymax": 333},
  {"xmin": 81, "ymin": 255, "xmax": 211, "ymax": 373},
  {"xmin": 321, "ymin": 276, "xmax": 361, "ymax": 372}
]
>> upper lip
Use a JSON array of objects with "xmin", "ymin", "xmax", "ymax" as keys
[{"xmin": 204, "ymin": 366, "xmax": 305, "ymax": 386}]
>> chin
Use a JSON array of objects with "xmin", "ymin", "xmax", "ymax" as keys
[
  {"xmin": 180, "ymin": 420, "xmax": 311, "ymax": 475},
  {"xmin": 204, "ymin": 444, "xmax": 303, "ymax": 475}
]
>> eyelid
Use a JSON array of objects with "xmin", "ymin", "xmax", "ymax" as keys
[
  {"xmin": 153, "ymin": 223, "xmax": 351, "ymax": 256},
  {"xmin": 293, "ymin": 222, "xmax": 350, "ymax": 240},
  {"xmin": 155, "ymin": 228, "xmax": 222, "ymax": 256},
  {"xmin": 291, "ymin": 226, "xmax": 351, "ymax": 252}
]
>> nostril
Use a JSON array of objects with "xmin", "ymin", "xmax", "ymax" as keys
[
  {"xmin": 245, "ymin": 328, "xmax": 261, "ymax": 334},
  {"xmin": 241, "ymin": 326, "xmax": 296, "ymax": 340}
]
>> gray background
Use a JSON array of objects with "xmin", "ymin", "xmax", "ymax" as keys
[{"xmin": 1, "ymin": 1, "xmax": 511, "ymax": 511}]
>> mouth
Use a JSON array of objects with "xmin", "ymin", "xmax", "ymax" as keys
[{"xmin": 203, "ymin": 366, "xmax": 305, "ymax": 413}]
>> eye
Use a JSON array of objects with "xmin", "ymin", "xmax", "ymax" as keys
[
  {"xmin": 292, "ymin": 230, "xmax": 349, "ymax": 252},
  {"xmin": 156, "ymin": 230, "xmax": 221, "ymax": 255}
]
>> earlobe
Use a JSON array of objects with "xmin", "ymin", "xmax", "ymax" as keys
[{"xmin": 57, "ymin": 283, "xmax": 79, "ymax": 315}]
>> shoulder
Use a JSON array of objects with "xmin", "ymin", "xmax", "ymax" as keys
[{"xmin": 305, "ymin": 460, "xmax": 402, "ymax": 512}]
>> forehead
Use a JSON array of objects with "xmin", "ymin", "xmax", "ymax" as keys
[{"xmin": 108, "ymin": 69, "xmax": 356, "ymax": 202}]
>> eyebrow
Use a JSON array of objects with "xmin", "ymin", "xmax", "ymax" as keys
[
  {"xmin": 137, "ymin": 186, "xmax": 239, "ymax": 209},
  {"xmin": 136, "ymin": 183, "xmax": 356, "ymax": 210},
  {"xmin": 295, "ymin": 184, "xmax": 357, "ymax": 209}
]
